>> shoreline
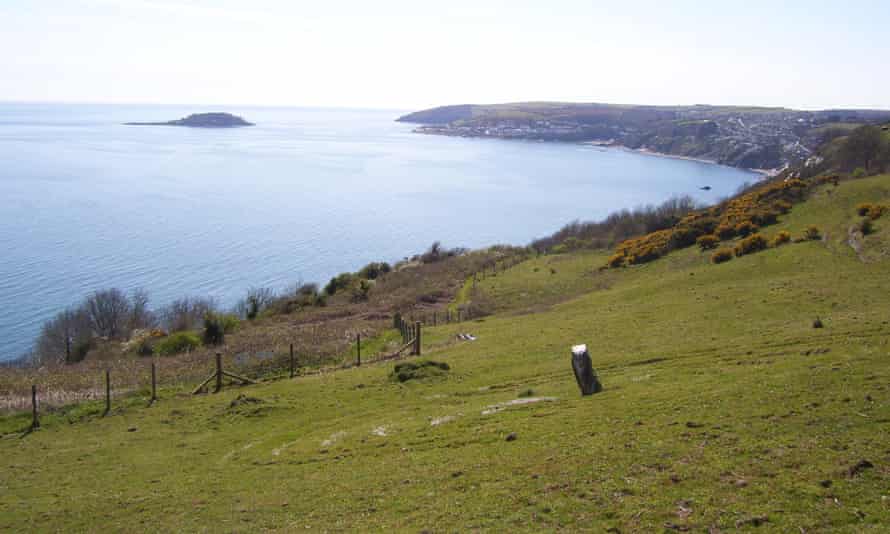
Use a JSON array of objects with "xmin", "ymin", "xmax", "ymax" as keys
[{"xmin": 588, "ymin": 143, "xmax": 776, "ymax": 177}]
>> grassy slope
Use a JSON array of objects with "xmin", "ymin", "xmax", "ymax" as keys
[{"xmin": 2, "ymin": 178, "xmax": 889, "ymax": 532}]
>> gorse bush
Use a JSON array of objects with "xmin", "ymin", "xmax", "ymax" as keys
[
  {"xmin": 606, "ymin": 253, "xmax": 625, "ymax": 268},
  {"xmin": 155, "ymin": 331, "xmax": 201, "ymax": 356},
  {"xmin": 734, "ymin": 221, "xmax": 758, "ymax": 237},
  {"xmin": 772, "ymin": 230, "xmax": 792, "ymax": 247},
  {"xmin": 774, "ymin": 200, "xmax": 792, "ymax": 214},
  {"xmin": 606, "ymin": 177, "xmax": 808, "ymax": 268},
  {"xmin": 711, "ymin": 248, "xmax": 733, "ymax": 264},
  {"xmin": 856, "ymin": 203, "xmax": 874, "ymax": 216},
  {"xmin": 734, "ymin": 233, "xmax": 768, "ymax": 257},
  {"xmin": 804, "ymin": 225, "xmax": 821, "ymax": 241},
  {"xmin": 696, "ymin": 234, "xmax": 719, "ymax": 251}
]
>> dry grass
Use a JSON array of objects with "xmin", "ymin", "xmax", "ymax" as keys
[{"xmin": 0, "ymin": 247, "xmax": 526, "ymax": 413}]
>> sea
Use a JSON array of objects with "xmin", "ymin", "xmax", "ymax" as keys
[{"xmin": 0, "ymin": 103, "xmax": 758, "ymax": 362}]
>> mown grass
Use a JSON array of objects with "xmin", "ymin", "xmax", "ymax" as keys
[{"xmin": 1, "ymin": 177, "xmax": 889, "ymax": 531}]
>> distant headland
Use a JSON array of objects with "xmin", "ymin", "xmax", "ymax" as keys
[
  {"xmin": 397, "ymin": 102, "xmax": 890, "ymax": 172},
  {"xmin": 125, "ymin": 112, "xmax": 254, "ymax": 128}
]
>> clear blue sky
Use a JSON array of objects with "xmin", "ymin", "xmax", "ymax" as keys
[{"xmin": 2, "ymin": 0, "xmax": 888, "ymax": 110}]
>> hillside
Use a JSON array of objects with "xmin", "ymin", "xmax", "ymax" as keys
[
  {"xmin": 2, "ymin": 174, "xmax": 888, "ymax": 531},
  {"xmin": 398, "ymin": 102, "xmax": 890, "ymax": 171}
]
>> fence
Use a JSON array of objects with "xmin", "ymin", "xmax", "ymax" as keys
[{"xmin": 24, "ymin": 253, "xmax": 528, "ymax": 430}]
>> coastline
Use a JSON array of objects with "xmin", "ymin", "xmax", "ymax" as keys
[{"xmin": 588, "ymin": 143, "xmax": 776, "ymax": 177}]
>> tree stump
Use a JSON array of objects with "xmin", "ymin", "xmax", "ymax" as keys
[{"xmin": 571, "ymin": 344, "xmax": 602, "ymax": 396}]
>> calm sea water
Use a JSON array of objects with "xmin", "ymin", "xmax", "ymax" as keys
[{"xmin": 0, "ymin": 103, "xmax": 757, "ymax": 361}]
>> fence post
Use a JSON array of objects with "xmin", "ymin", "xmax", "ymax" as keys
[
  {"xmin": 457, "ymin": 309, "xmax": 462, "ymax": 322},
  {"xmin": 289, "ymin": 343, "xmax": 295, "ymax": 378},
  {"xmin": 414, "ymin": 322, "xmax": 422, "ymax": 356},
  {"xmin": 433, "ymin": 312, "xmax": 437, "ymax": 326},
  {"xmin": 31, "ymin": 385, "xmax": 39, "ymax": 429},
  {"xmin": 356, "ymin": 334, "xmax": 361, "ymax": 367},
  {"xmin": 215, "ymin": 353, "xmax": 223, "ymax": 393},
  {"xmin": 150, "ymin": 362, "xmax": 157, "ymax": 404},
  {"xmin": 104, "ymin": 370, "xmax": 111, "ymax": 416}
]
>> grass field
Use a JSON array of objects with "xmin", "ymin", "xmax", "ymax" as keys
[{"xmin": 1, "ymin": 177, "xmax": 888, "ymax": 532}]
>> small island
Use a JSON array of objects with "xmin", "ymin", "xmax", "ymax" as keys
[{"xmin": 125, "ymin": 112, "xmax": 254, "ymax": 128}]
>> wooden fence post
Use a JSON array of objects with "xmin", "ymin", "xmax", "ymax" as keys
[
  {"xmin": 150, "ymin": 362, "xmax": 157, "ymax": 404},
  {"xmin": 104, "ymin": 370, "xmax": 111, "ymax": 416},
  {"xmin": 215, "ymin": 353, "xmax": 223, "ymax": 393},
  {"xmin": 414, "ymin": 322, "xmax": 422, "ymax": 356},
  {"xmin": 457, "ymin": 309, "xmax": 462, "ymax": 322},
  {"xmin": 289, "ymin": 344, "xmax": 295, "ymax": 378},
  {"xmin": 433, "ymin": 312, "xmax": 437, "ymax": 326},
  {"xmin": 356, "ymin": 334, "xmax": 361, "ymax": 367},
  {"xmin": 31, "ymin": 385, "xmax": 39, "ymax": 429}
]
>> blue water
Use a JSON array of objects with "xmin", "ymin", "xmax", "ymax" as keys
[{"xmin": 0, "ymin": 103, "xmax": 757, "ymax": 361}]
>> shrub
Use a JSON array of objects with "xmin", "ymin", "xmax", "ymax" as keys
[
  {"xmin": 133, "ymin": 336, "xmax": 154, "ymax": 356},
  {"xmin": 696, "ymin": 234, "xmax": 719, "ymax": 251},
  {"xmin": 813, "ymin": 317, "xmax": 824, "ymax": 329},
  {"xmin": 750, "ymin": 210, "xmax": 778, "ymax": 227},
  {"xmin": 804, "ymin": 225, "xmax": 821, "ymax": 241},
  {"xmin": 711, "ymin": 248, "xmax": 734, "ymax": 264},
  {"xmin": 155, "ymin": 331, "xmax": 201, "ymax": 356},
  {"xmin": 857, "ymin": 217, "xmax": 874, "ymax": 235},
  {"xmin": 358, "ymin": 262, "xmax": 391, "ymax": 280},
  {"xmin": 772, "ymin": 230, "xmax": 792, "ymax": 247},
  {"xmin": 852, "ymin": 167, "xmax": 867, "ymax": 178},
  {"xmin": 324, "ymin": 273, "xmax": 356, "ymax": 296},
  {"xmin": 734, "ymin": 233, "xmax": 768, "ymax": 257},
  {"xmin": 774, "ymin": 200, "xmax": 792, "ymax": 214},
  {"xmin": 551, "ymin": 243, "xmax": 569, "ymax": 254},
  {"xmin": 734, "ymin": 221, "xmax": 758, "ymax": 237},
  {"xmin": 715, "ymin": 224, "xmax": 736, "ymax": 240},
  {"xmin": 350, "ymin": 279, "xmax": 372, "ymax": 302},
  {"xmin": 390, "ymin": 360, "xmax": 450, "ymax": 382},
  {"xmin": 856, "ymin": 203, "xmax": 874, "ymax": 216},
  {"xmin": 606, "ymin": 253, "xmax": 625, "ymax": 268},
  {"xmin": 202, "ymin": 312, "xmax": 226, "ymax": 345}
]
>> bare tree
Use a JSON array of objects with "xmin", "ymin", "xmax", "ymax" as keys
[
  {"xmin": 86, "ymin": 288, "xmax": 131, "ymax": 340},
  {"xmin": 237, "ymin": 287, "xmax": 277, "ymax": 320},
  {"xmin": 160, "ymin": 296, "xmax": 217, "ymax": 333},
  {"xmin": 127, "ymin": 288, "xmax": 156, "ymax": 332},
  {"xmin": 34, "ymin": 306, "xmax": 92, "ymax": 364}
]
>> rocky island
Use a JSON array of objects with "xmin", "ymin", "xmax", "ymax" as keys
[
  {"xmin": 398, "ymin": 102, "xmax": 890, "ymax": 172},
  {"xmin": 125, "ymin": 112, "xmax": 254, "ymax": 128}
]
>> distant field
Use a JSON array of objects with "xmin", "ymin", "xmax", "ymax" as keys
[{"xmin": 1, "ymin": 176, "xmax": 888, "ymax": 531}]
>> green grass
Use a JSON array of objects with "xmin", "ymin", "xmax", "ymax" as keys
[{"xmin": 2, "ymin": 177, "xmax": 890, "ymax": 532}]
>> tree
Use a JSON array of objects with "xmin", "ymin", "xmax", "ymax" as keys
[
  {"xmin": 34, "ymin": 306, "xmax": 91, "ymax": 364},
  {"xmin": 128, "ymin": 288, "xmax": 156, "ymax": 332},
  {"xmin": 160, "ymin": 296, "xmax": 217, "ymax": 332},
  {"xmin": 86, "ymin": 288, "xmax": 131, "ymax": 340}
]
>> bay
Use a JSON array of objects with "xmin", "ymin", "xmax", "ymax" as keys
[{"xmin": 0, "ymin": 103, "xmax": 756, "ymax": 361}]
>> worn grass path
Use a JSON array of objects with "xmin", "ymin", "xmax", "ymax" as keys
[{"xmin": 1, "ymin": 176, "xmax": 889, "ymax": 532}]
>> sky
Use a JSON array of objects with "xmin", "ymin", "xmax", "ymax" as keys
[{"xmin": 2, "ymin": 0, "xmax": 889, "ymax": 110}]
